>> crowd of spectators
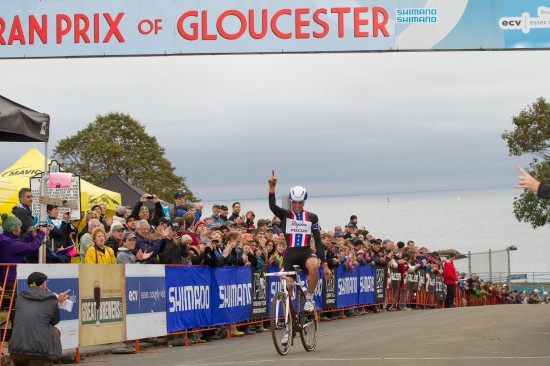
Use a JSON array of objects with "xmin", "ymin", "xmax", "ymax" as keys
[{"xmin": 2, "ymin": 188, "xmax": 549, "ymax": 344}]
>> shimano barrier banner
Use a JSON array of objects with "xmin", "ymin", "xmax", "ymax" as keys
[
  {"xmin": 251, "ymin": 266, "xmax": 268, "ymax": 320},
  {"xmin": 125, "ymin": 265, "xmax": 166, "ymax": 340},
  {"xmin": 166, "ymin": 266, "xmax": 211, "ymax": 332},
  {"xmin": 2, "ymin": 0, "xmax": 550, "ymax": 58},
  {"xmin": 358, "ymin": 264, "xmax": 376, "ymax": 305},
  {"xmin": 16, "ymin": 264, "xmax": 80, "ymax": 350},
  {"xmin": 301, "ymin": 268, "xmax": 324, "ymax": 310},
  {"xmin": 211, "ymin": 266, "xmax": 251, "ymax": 326},
  {"xmin": 375, "ymin": 266, "xmax": 386, "ymax": 303},
  {"xmin": 336, "ymin": 266, "xmax": 359, "ymax": 308}
]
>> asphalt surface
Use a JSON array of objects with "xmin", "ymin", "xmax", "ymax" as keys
[{"xmin": 78, "ymin": 305, "xmax": 550, "ymax": 366}]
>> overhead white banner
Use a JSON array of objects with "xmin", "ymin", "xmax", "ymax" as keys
[{"xmin": 1, "ymin": 0, "xmax": 550, "ymax": 58}]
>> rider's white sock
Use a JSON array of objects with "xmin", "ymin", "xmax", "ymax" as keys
[{"xmin": 306, "ymin": 292, "xmax": 314, "ymax": 300}]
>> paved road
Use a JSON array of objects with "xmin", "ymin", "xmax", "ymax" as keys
[{"xmin": 83, "ymin": 305, "xmax": 550, "ymax": 366}]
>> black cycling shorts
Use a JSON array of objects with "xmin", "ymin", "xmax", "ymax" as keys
[{"xmin": 282, "ymin": 246, "xmax": 315, "ymax": 272}]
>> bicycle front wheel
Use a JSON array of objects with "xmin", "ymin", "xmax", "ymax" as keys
[
  {"xmin": 270, "ymin": 291, "xmax": 291, "ymax": 356},
  {"xmin": 299, "ymin": 306, "xmax": 318, "ymax": 351}
]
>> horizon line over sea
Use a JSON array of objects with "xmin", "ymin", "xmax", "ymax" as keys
[
  {"xmin": 201, "ymin": 188, "xmax": 550, "ymax": 274},
  {"xmin": 201, "ymin": 185, "xmax": 515, "ymax": 203}
]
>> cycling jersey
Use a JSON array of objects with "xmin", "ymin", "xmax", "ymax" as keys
[{"xmin": 269, "ymin": 192, "xmax": 326, "ymax": 264}]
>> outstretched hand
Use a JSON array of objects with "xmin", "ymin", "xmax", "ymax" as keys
[{"xmin": 515, "ymin": 165, "xmax": 540, "ymax": 193}]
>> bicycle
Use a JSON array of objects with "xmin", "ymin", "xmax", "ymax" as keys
[{"xmin": 265, "ymin": 265, "xmax": 318, "ymax": 356}]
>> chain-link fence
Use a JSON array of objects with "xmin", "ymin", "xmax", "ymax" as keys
[{"xmin": 454, "ymin": 247, "xmax": 516, "ymax": 286}]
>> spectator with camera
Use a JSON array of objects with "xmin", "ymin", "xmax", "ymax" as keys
[
  {"xmin": 158, "ymin": 222, "xmax": 191, "ymax": 264},
  {"xmin": 189, "ymin": 236, "xmax": 218, "ymax": 267},
  {"xmin": 33, "ymin": 204, "xmax": 77, "ymax": 251},
  {"xmin": 131, "ymin": 194, "xmax": 165, "ymax": 226}
]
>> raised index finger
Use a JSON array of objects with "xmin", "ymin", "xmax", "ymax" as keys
[
  {"xmin": 272, "ymin": 170, "xmax": 275, "ymax": 177},
  {"xmin": 516, "ymin": 165, "xmax": 529, "ymax": 175}
]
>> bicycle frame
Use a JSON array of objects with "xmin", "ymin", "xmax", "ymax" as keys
[{"xmin": 267, "ymin": 268, "xmax": 305, "ymax": 329}]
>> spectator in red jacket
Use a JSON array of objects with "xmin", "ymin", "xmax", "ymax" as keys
[{"xmin": 444, "ymin": 253, "xmax": 458, "ymax": 308}]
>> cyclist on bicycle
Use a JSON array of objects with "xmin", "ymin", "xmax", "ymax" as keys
[{"xmin": 268, "ymin": 170, "xmax": 331, "ymax": 345}]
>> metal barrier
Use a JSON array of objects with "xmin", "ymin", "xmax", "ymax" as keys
[
  {"xmin": 1, "ymin": 264, "xmax": 17, "ymax": 358},
  {"xmin": 0, "ymin": 263, "xmax": 514, "ymax": 362}
]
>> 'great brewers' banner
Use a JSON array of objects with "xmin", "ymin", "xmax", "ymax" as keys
[{"xmin": 1, "ymin": 1, "xmax": 550, "ymax": 58}]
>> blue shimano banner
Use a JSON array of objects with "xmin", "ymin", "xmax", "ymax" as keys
[
  {"xmin": 336, "ymin": 266, "xmax": 359, "ymax": 308},
  {"xmin": 358, "ymin": 265, "xmax": 376, "ymax": 305},
  {"xmin": 267, "ymin": 265, "xmax": 300, "ymax": 314},
  {"xmin": 299, "ymin": 268, "xmax": 323, "ymax": 310},
  {"xmin": 211, "ymin": 266, "xmax": 252, "ymax": 326},
  {"xmin": 166, "ymin": 266, "xmax": 211, "ymax": 332}
]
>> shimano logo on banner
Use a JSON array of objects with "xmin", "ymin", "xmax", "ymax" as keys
[
  {"xmin": 219, "ymin": 284, "xmax": 252, "ymax": 308},
  {"xmin": 168, "ymin": 285, "xmax": 210, "ymax": 312},
  {"xmin": 337, "ymin": 277, "xmax": 358, "ymax": 295},
  {"xmin": 396, "ymin": 8, "xmax": 437, "ymax": 23},
  {"xmin": 359, "ymin": 276, "xmax": 375, "ymax": 293}
]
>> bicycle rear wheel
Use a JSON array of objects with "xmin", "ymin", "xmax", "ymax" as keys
[
  {"xmin": 270, "ymin": 291, "xmax": 291, "ymax": 356},
  {"xmin": 298, "ymin": 306, "xmax": 318, "ymax": 351}
]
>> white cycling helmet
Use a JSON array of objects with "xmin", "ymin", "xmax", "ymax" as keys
[{"xmin": 289, "ymin": 186, "xmax": 308, "ymax": 202}]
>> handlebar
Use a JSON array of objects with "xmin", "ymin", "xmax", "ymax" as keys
[{"xmin": 265, "ymin": 271, "xmax": 299, "ymax": 277}]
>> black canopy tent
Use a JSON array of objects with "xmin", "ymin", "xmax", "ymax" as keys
[
  {"xmin": 0, "ymin": 95, "xmax": 50, "ymax": 263},
  {"xmin": 99, "ymin": 173, "xmax": 173, "ymax": 211},
  {"xmin": 0, "ymin": 95, "xmax": 50, "ymax": 142}
]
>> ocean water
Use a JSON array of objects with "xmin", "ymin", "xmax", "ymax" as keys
[{"xmin": 204, "ymin": 188, "xmax": 550, "ymax": 273}]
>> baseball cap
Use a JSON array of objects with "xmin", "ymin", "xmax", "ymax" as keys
[
  {"xmin": 207, "ymin": 222, "xmax": 217, "ymax": 228},
  {"xmin": 28, "ymin": 272, "xmax": 47, "ymax": 287},
  {"xmin": 174, "ymin": 191, "xmax": 186, "ymax": 199},
  {"xmin": 158, "ymin": 217, "xmax": 171, "ymax": 226},
  {"xmin": 122, "ymin": 231, "xmax": 136, "ymax": 241},
  {"xmin": 110, "ymin": 221, "xmax": 125, "ymax": 233},
  {"xmin": 115, "ymin": 206, "xmax": 127, "ymax": 216}
]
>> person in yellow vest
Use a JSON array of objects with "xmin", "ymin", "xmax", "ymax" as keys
[{"xmin": 84, "ymin": 227, "xmax": 116, "ymax": 264}]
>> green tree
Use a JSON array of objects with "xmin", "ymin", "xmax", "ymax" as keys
[
  {"xmin": 502, "ymin": 97, "xmax": 550, "ymax": 228},
  {"xmin": 53, "ymin": 112, "xmax": 197, "ymax": 203}
]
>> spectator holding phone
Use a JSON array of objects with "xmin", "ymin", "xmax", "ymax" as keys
[
  {"xmin": 130, "ymin": 194, "xmax": 165, "ymax": 226},
  {"xmin": 0, "ymin": 214, "xmax": 50, "ymax": 288},
  {"xmin": 33, "ymin": 205, "xmax": 77, "ymax": 251}
]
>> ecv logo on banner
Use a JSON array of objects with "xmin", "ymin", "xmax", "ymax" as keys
[
  {"xmin": 211, "ymin": 266, "xmax": 252, "ymax": 326},
  {"xmin": 166, "ymin": 266, "xmax": 211, "ymax": 332},
  {"xmin": 125, "ymin": 265, "xmax": 166, "ymax": 340}
]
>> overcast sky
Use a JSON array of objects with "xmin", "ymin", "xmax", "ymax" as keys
[{"xmin": 0, "ymin": 50, "xmax": 543, "ymax": 201}]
